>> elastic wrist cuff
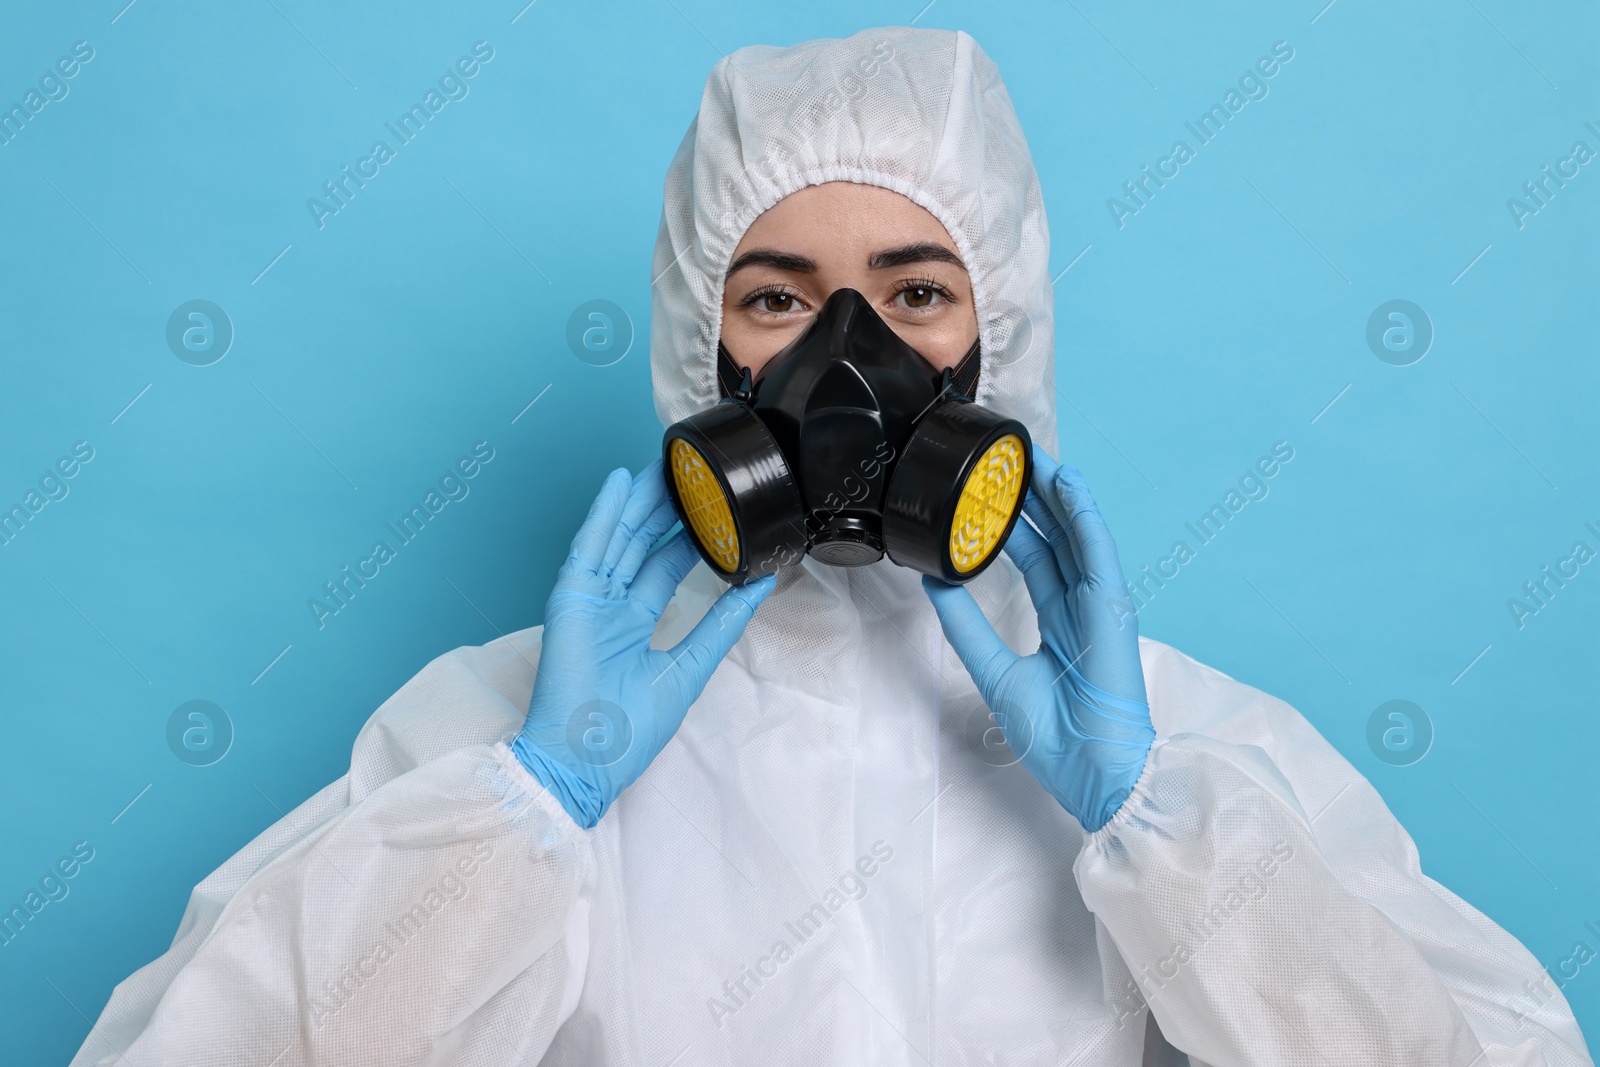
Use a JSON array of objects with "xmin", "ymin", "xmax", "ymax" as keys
[{"xmin": 510, "ymin": 735, "xmax": 608, "ymax": 829}]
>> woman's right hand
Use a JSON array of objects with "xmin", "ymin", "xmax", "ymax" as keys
[{"xmin": 511, "ymin": 460, "xmax": 776, "ymax": 828}]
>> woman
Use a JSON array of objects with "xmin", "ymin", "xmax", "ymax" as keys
[{"xmin": 73, "ymin": 27, "xmax": 1590, "ymax": 1067}]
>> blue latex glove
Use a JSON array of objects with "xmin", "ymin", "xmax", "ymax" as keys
[
  {"xmin": 512, "ymin": 460, "xmax": 776, "ymax": 829},
  {"xmin": 922, "ymin": 446, "xmax": 1155, "ymax": 832}
]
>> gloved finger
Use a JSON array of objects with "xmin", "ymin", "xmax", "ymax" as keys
[
  {"xmin": 659, "ymin": 572, "xmax": 777, "ymax": 700},
  {"xmin": 612, "ymin": 494, "xmax": 681, "ymax": 588},
  {"xmin": 920, "ymin": 575, "xmax": 1019, "ymax": 698},
  {"xmin": 601, "ymin": 459, "xmax": 667, "ymax": 576},
  {"xmin": 630, "ymin": 528, "xmax": 704, "ymax": 618},
  {"xmin": 568, "ymin": 468, "xmax": 634, "ymax": 574},
  {"xmin": 1027, "ymin": 447, "xmax": 1087, "ymax": 580},
  {"xmin": 1001, "ymin": 513, "xmax": 1067, "ymax": 616},
  {"xmin": 1048, "ymin": 463, "xmax": 1129, "ymax": 591},
  {"xmin": 1021, "ymin": 485, "xmax": 1082, "ymax": 587}
]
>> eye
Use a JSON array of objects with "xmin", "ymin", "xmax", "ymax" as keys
[
  {"xmin": 892, "ymin": 279, "xmax": 954, "ymax": 313},
  {"xmin": 740, "ymin": 286, "xmax": 809, "ymax": 316}
]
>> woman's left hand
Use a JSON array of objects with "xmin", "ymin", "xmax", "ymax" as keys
[{"xmin": 922, "ymin": 445, "xmax": 1155, "ymax": 832}]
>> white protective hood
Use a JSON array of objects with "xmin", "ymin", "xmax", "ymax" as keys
[
  {"xmin": 71, "ymin": 26, "xmax": 1592, "ymax": 1067},
  {"xmin": 649, "ymin": 25, "xmax": 1058, "ymax": 456}
]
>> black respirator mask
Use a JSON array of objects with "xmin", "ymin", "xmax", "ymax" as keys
[{"xmin": 662, "ymin": 288, "xmax": 1032, "ymax": 585}]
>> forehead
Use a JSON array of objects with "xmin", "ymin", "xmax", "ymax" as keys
[{"xmin": 733, "ymin": 181, "xmax": 963, "ymax": 258}]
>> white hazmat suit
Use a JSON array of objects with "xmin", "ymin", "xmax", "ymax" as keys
[{"xmin": 74, "ymin": 26, "xmax": 1592, "ymax": 1067}]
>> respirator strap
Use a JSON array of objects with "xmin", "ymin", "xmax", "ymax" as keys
[
  {"xmin": 715, "ymin": 343, "xmax": 747, "ymax": 401},
  {"xmin": 948, "ymin": 337, "xmax": 982, "ymax": 400}
]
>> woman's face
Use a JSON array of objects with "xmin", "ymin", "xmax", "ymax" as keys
[{"xmin": 719, "ymin": 181, "xmax": 979, "ymax": 376}]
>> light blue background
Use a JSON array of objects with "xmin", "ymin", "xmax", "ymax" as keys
[{"xmin": 2, "ymin": 0, "xmax": 1596, "ymax": 1061}]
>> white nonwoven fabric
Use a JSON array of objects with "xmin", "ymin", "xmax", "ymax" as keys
[
  {"xmin": 74, "ymin": 26, "xmax": 1590, "ymax": 1067},
  {"xmin": 649, "ymin": 25, "xmax": 1058, "ymax": 455}
]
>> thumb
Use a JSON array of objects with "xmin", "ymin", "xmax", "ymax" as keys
[
  {"xmin": 664, "ymin": 573, "xmax": 777, "ymax": 701},
  {"xmin": 921, "ymin": 575, "xmax": 1018, "ymax": 697}
]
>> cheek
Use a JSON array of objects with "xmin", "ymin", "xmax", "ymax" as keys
[
  {"xmin": 719, "ymin": 313, "xmax": 806, "ymax": 375},
  {"xmin": 902, "ymin": 316, "xmax": 978, "ymax": 371},
  {"xmin": 922, "ymin": 345, "xmax": 965, "ymax": 371},
  {"xmin": 717, "ymin": 310, "xmax": 755, "ymax": 367}
]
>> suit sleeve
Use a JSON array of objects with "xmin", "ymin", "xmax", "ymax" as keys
[
  {"xmin": 1075, "ymin": 639, "xmax": 1593, "ymax": 1067},
  {"xmin": 71, "ymin": 629, "xmax": 594, "ymax": 1067}
]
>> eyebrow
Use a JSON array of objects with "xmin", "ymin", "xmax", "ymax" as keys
[
  {"xmin": 725, "ymin": 241, "xmax": 967, "ymax": 278},
  {"xmin": 867, "ymin": 242, "xmax": 966, "ymax": 271},
  {"xmin": 726, "ymin": 249, "xmax": 817, "ymax": 276}
]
